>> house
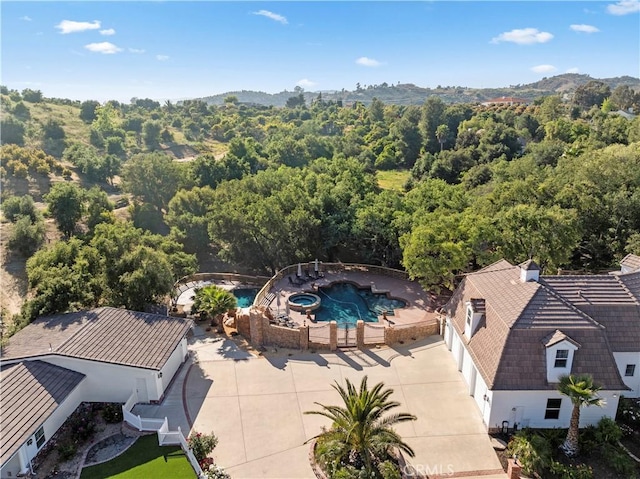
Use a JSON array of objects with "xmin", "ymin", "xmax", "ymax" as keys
[
  {"xmin": 0, "ymin": 307, "xmax": 192, "ymax": 478},
  {"xmin": 443, "ymin": 257, "xmax": 640, "ymax": 433},
  {"xmin": 480, "ymin": 96, "xmax": 528, "ymax": 107}
]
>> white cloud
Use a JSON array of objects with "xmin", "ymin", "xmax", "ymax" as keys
[
  {"xmin": 100, "ymin": 28, "xmax": 116, "ymax": 36},
  {"xmin": 84, "ymin": 42, "xmax": 122, "ymax": 54},
  {"xmin": 297, "ymin": 79, "xmax": 317, "ymax": 88},
  {"xmin": 531, "ymin": 64, "xmax": 557, "ymax": 73},
  {"xmin": 566, "ymin": 67, "xmax": 580, "ymax": 73},
  {"xmin": 156, "ymin": 55, "xmax": 169, "ymax": 61},
  {"xmin": 252, "ymin": 10, "xmax": 288, "ymax": 24},
  {"xmin": 570, "ymin": 24, "xmax": 600, "ymax": 33},
  {"xmin": 56, "ymin": 20, "xmax": 101, "ymax": 34},
  {"xmin": 129, "ymin": 48, "xmax": 145, "ymax": 54},
  {"xmin": 20, "ymin": 16, "xmax": 32, "ymax": 21},
  {"xmin": 607, "ymin": 0, "xmax": 640, "ymax": 15},
  {"xmin": 356, "ymin": 57, "xmax": 382, "ymax": 67},
  {"xmin": 491, "ymin": 28, "xmax": 554, "ymax": 45}
]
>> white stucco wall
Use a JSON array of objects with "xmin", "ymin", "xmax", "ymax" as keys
[
  {"xmin": 38, "ymin": 355, "xmax": 159, "ymax": 402},
  {"xmin": 159, "ymin": 337, "xmax": 188, "ymax": 394},
  {"xmin": 487, "ymin": 390, "xmax": 621, "ymax": 431},
  {"xmin": 545, "ymin": 340, "xmax": 578, "ymax": 383},
  {"xmin": 614, "ymin": 352, "xmax": 640, "ymax": 398},
  {"xmin": 1, "ymin": 377, "xmax": 86, "ymax": 478}
]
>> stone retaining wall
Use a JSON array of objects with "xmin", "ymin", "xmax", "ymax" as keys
[
  {"xmin": 238, "ymin": 307, "xmax": 439, "ymax": 350},
  {"xmin": 385, "ymin": 321, "xmax": 439, "ymax": 345}
]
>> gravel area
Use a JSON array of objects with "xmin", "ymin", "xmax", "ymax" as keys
[{"xmin": 84, "ymin": 433, "xmax": 138, "ymax": 466}]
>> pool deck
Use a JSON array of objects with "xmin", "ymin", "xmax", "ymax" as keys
[
  {"xmin": 268, "ymin": 269, "xmax": 436, "ymax": 327},
  {"xmin": 175, "ymin": 280, "xmax": 257, "ymax": 314}
]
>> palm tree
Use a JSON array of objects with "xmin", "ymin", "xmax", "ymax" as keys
[
  {"xmin": 191, "ymin": 285, "xmax": 237, "ymax": 326},
  {"xmin": 557, "ymin": 374, "xmax": 604, "ymax": 457},
  {"xmin": 305, "ymin": 376, "xmax": 416, "ymax": 477}
]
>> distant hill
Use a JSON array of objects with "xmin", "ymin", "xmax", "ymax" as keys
[{"xmin": 192, "ymin": 74, "xmax": 640, "ymax": 107}]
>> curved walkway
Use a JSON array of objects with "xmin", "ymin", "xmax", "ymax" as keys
[{"xmin": 134, "ymin": 329, "xmax": 506, "ymax": 479}]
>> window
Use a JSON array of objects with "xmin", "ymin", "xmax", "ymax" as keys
[
  {"xmin": 466, "ymin": 306, "xmax": 472, "ymax": 326},
  {"xmin": 554, "ymin": 349, "xmax": 569, "ymax": 368},
  {"xmin": 626, "ymin": 364, "xmax": 636, "ymax": 377},
  {"xmin": 35, "ymin": 426, "xmax": 45, "ymax": 449},
  {"xmin": 545, "ymin": 398, "xmax": 562, "ymax": 419}
]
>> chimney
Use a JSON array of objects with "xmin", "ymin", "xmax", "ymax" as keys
[{"xmin": 519, "ymin": 259, "xmax": 540, "ymax": 282}]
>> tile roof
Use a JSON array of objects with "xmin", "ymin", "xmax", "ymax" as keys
[
  {"xmin": 1, "ymin": 308, "xmax": 192, "ymax": 370},
  {"xmin": 542, "ymin": 330, "xmax": 580, "ymax": 348},
  {"xmin": 0, "ymin": 361, "xmax": 85, "ymax": 464},
  {"xmin": 445, "ymin": 260, "xmax": 631, "ymax": 391},
  {"xmin": 621, "ymin": 253, "xmax": 640, "ymax": 272}
]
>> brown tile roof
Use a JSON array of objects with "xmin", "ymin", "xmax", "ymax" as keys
[
  {"xmin": 1, "ymin": 308, "xmax": 192, "ymax": 370},
  {"xmin": 621, "ymin": 254, "xmax": 640, "ymax": 272},
  {"xmin": 542, "ymin": 330, "xmax": 580, "ymax": 348},
  {"xmin": 444, "ymin": 260, "xmax": 630, "ymax": 391},
  {"xmin": 0, "ymin": 361, "xmax": 85, "ymax": 464}
]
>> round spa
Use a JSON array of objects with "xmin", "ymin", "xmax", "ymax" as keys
[{"xmin": 288, "ymin": 293, "xmax": 321, "ymax": 312}]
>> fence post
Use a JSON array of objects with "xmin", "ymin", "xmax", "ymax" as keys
[
  {"xmin": 356, "ymin": 320, "xmax": 364, "ymax": 348},
  {"xmin": 299, "ymin": 325, "xmax": 309, "ymax": 350},
  {"xmin": 329, "ymin": 321, "xmax": 337, "ymax": 351}
]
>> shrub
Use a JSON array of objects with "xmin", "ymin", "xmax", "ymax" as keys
[
  {"xmin": 57, "ymin": 441, "xmax": 77, "ymax": 462},
  {"xmin": 66, "ymin": 404, "xmax": 96, "ymax": 442},
  {"xmin": 549, "ymin": 460, "xmax": 594, "ymax": 479},
  {"xmin": 101, "ymin": 403, "xmax": 123, "ymax": 423},
  {"xmin": 507, "ymin": 431, "xmax": 552, "ymax": 476},
  {"xmin": 617, "ymin": 396, "xmax": 640, "ymax": 428},
  {"xmin": 601, "ymin": 443, "xmax": 636, "ymax": 476},
  {"xmin": 204, "ymin": 463, "xmax": 231, "ymax": 479},
  {"xmin": 188, "ymin": 431, "xmax": 218, "ymax": 462},
  {"xmin": 594, "ymin": 417, "xmax": 622, "ymax": 445}
]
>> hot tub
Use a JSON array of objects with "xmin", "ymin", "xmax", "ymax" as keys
[{"xmin": 288, "ymin": 293, "xmax": 321, "ymax": 312}]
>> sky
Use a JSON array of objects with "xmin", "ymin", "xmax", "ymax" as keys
[{"xmin": 1, "ymin": 1, "xmax": 639, "ymax": 103}]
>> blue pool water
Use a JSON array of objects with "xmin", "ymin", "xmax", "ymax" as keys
[
  {"xmin": 232, "ymin": 288, "xmax": 259, "ymax": 308},
  {"xmin": 314, "ymin": 283, "xmax": 406, "ymax": 326}
]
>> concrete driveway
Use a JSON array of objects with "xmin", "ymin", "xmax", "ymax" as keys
[{"xmin": 177, "ymin": 335, "xmax": 505, "ymax": 479}]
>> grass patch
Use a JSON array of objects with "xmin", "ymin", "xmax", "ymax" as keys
[
  {"xmin": 28, "ymin": 102, "xmax": 91, "ymax": 145},
  {"xmin": 376, "ymin": 170, "xmax": 410, "ymax": 192},
  {"xmin": 80, "ymin": 434, "xmax": 196, "ymax": 479}
]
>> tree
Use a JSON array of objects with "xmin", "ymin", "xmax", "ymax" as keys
[
  {"xmin": 557, "ymin": 374, "xmax": 604, "ymax": 457},
  {"xmin": 45, "ymin": 182, "xmax": 85, "ymax": 237},
  {"xmin": 1, "ymin": 195, "xmax": 39, "ymax": 223},
  {"xmin": 9, "ymin": 215, "xmax": 46, "ymax": 257},
  {"xmin": 305, "ymin": 376, "xmax": 416, "ymax": 477},
  {"xmin": 85, "ymin": 186, "xmax": 115, "ymax": 232},
  {"xmin": 285, "ymin": 93, "xmax": 305, "ymax": 108},
  {"xmin": 191, "ymin": 285, "xmax": 237, "ymax": 325},
  {"xmin": 610, "ymin": 85, "xmax": 637, "ymax": 111},
  {"xmin": 166, "ymin": 186, "xmax": 216, "ymax": 255},
  {"xmin": 435, "ymin": 124, "xmax": 450, "ymax": 152},
  {"xmin": 120, "ymin": 153, "xmax": 182, "ymax": 211},
  {"xmin": 21, "ymin": 88, "xmax": 43, "ymax": 103},
  {"xmin": 142, "ymin": 120, "xmax": 162, "ymax": 150},
  {"xmin": 80, "ymin": 100, "xmax": 100, "ymax": 123},
  {"xmin": 1, "ymin": 117, "xmax": 25, "ymax": 146},
  {"xmin": 573, "ymin": 81, "xmax": 611, "ymax": 109}
]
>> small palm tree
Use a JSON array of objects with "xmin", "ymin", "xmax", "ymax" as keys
[
  {"xmin": 191, "ymin": 285, "xmax": 237, "ymax": 325},
  {"xmin": 558, "ymin": 373, "xmax": 604, "ymax": 457},
  {"xmin": 305, "ymin": 376, "xmax": 416, "ymax": 477}
]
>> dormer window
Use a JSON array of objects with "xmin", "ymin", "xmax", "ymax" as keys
[
  {"xmin": 543, "ymin": 330, "xmax": 580, "ymax": 383},
  {"xmin": 554, "ymin": 350, "xmax": 569, "ymax": 368},
  {"xmin": 464, "ymin": 299, "xmax": 485, "ymax": 339}
]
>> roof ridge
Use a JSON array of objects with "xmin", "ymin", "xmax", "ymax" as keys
[
  {"xmin": 537, "ymin": 279, "xmax": 605, "ymax": 329},
  {"xmin": 612, "ymin": 273, "xmax": 640, "ymax": 305}
]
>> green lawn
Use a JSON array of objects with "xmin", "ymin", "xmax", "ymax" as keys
[
  {"xmin": 376, "ymin": 170, "xmax": 410, "ymax": 192},
  {"xmin": 80, "ymin": 434, "xmax": 196, "ymax": 479}
]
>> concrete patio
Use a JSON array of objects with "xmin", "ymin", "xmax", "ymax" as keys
[{"xmin": 135, "ymin": 329, "xmax": 506, "ymax": 479}]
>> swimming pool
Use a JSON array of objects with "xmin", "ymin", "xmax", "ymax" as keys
[
  {"xmin": 314, "ymin": 282, "xmax": 406, "ymax": 326},
  {"xmin": 232, "ymin": 288, "xmax": 259, "ymax": 308}
]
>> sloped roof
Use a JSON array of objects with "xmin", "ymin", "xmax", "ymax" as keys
[
  {"xmin": 445, "ymin": 260, "xmax": 630, "ymax": 391},
  {"xmin": 0, "ymin": 361, "xmax": 85, "ymax": 464},
  {"xmin": 1, "ymin": 307, "xmax": 192, "ymax": 370},
  {"xmin": 620, "ymin": 254, "xmax": 640, "ymax": 272},
  {"xmin": 542, "ymin": 330, "xmax": 581, "ymax": 348}
]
